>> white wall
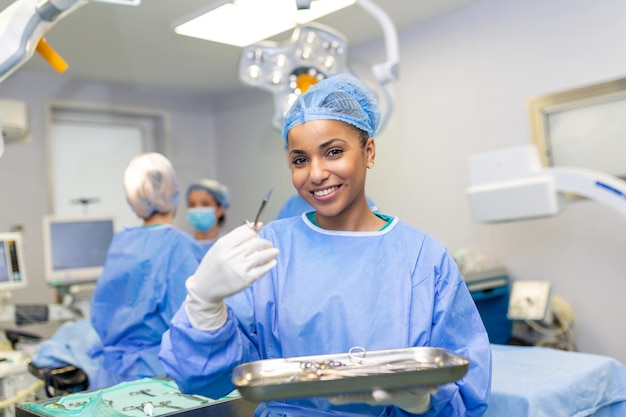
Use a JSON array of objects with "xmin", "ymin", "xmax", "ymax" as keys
[
  {"xmin": 212, "ymin": 0, "xmax": 626, "ymax": 363},
  {"xmin": 0, "ymin": 72, "xmax": 218, "ymax": 330}
]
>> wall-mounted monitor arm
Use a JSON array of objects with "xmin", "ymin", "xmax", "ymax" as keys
[{"xmin": 467, "ymin": 145, "xmax": 626, "ymax": 223}]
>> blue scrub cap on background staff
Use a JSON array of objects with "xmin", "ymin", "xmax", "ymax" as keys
[
  {"xmin": 186, "ymin": 179, "xmax": 231, "ymax": 209},
  {"xmin": 124, "ymin": 152, "xmax": 180, "ymax": 219},
  {"xmin": 281, "ymin": 73, "xmax": 382, "ymax": 144}
]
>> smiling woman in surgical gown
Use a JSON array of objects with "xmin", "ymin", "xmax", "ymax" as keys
[
  {"xmin": 159, "ymin": 75, "xmax": 491, "ymax": 416},
  {"xmin": 89, "ymin": 152, "xmax": 204, "ymax": 389}
]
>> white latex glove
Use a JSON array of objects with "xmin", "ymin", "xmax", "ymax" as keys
[
  {"xmin": 185, "ymin": 222, "xmax": 279, "ymax": 330},
  {"xmin": 329, "ymin": 386, "xmax": 436, "ymax": 414}
]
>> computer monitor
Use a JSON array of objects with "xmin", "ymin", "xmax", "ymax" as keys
[
  {"xmin": 0, "ymin": 233, "xmax": 27, "ymax": 291},
  {"xmin": 42, "ymin": 216, "xmax": 116, "ymax": 286}
]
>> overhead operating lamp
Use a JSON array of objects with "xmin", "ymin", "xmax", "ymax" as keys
[
  {"xmin": 0, "ymin": 0, "xmax": 140, "ymax": 85},
  {"xmin": 466, "ymin": 144, "xmax": 626, "ymax": 222},
  {"xmin": 239, "ymin": 22, "xmax": 350, "ymax": 131},
  {"xmin": 238, "ymin": 0, "xmax": 399, "ymax": 132}
]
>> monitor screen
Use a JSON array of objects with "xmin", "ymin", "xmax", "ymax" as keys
[
  {"xmin": 0, "ymin": 233, "xmax": 27, "ymax": 291},
  {"xmin": 42, "ymin": 216, "xmax": 116, "ymax": 286}
]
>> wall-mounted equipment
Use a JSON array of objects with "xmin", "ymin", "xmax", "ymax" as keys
[
  {"xmin": 42, "ymin": 215, "xmax": 116, "ymax": 287},
  {"xmin": 0, "ymin": 232, "xmax": 27, "ymax": 293},
  {"xmin": 0, "ymin": 99, "xmax": 28, "ymax": 143},
  {"xmin": 507, "ymin": 280, "xmax": 552, "ymax": 322},
  {"xmin": 467, "ymin": 144, "xmax": 626, "ymax": 222}
]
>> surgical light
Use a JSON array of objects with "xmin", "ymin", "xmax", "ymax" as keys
[
  {"xmin": 173, "ymin": 0, "xmax": 356, "ymax": 48},
  {"xmin": 0, "ymin": 0, "xmax": 141, "ymax": 86},
  {"xmin": 238, "ymin": 0, "xmax": 399, "ymax": 133},
  {"xmin": 239, "ymin": 23, "xmax": 350, "ymax": 130}
]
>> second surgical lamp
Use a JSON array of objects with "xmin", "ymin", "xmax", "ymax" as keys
[{"xmin": 238, "ymin": 0, "xmax": 399, "ymax": 133}]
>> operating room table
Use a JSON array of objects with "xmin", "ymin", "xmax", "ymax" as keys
[{"xmin": 485, "ymin": 344, "xmax": 626, "ymax": 417}]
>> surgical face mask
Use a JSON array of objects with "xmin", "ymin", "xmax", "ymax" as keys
[{"xmin": 186, "ymin": 207, "xmax": 217, "ymax": 232}]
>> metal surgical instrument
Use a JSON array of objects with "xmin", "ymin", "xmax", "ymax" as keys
[{"xmin": 252, "ymin": 186, "xmax": 274, "ymax": 229}]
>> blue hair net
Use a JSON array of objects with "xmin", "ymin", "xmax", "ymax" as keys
[
  {"xmin": 282, "ymin": 73, "xmax": 381, "ymax": 143},
  {"xmin": 186, "ymin": 179, "xmax": 230, "ymax": 209},
  {"xmin": 123, "ymin": 152, "xmax": 180, "ymax": 219}
]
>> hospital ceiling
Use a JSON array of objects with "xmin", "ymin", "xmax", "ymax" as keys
[{"xmin": 1, "ymin": 0, "xmax": 481, "ymax": 94}]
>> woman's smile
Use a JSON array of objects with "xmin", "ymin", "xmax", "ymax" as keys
[{"xmin": 313, "ymin": 185, "xmax": 340, "ymax": 198}]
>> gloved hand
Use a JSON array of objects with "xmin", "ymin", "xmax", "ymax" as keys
[
  {"xmin": 185, "ymin": 222, "xmax": 279, "ymax": 331},
  {"xmin": 329, "ymin": 386, "xmax": 436, "ymax": 414}
]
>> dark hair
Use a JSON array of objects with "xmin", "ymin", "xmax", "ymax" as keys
[
  {"xmin": 355, "ymin": 127, "xmax": 369, "ymax": 147},
  {"xmin": 217, "ymin": 211, "xmax": 226, "ymax": 228}
]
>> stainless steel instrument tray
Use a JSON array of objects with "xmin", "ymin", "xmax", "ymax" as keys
[{"xmin": 232, "ymin": 347, "xmax": 470, "ymax": 402}]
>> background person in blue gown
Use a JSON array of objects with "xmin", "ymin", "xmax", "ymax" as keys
[{"xmin": 89, "ymin": 152, "xmax": 204, "ymax": 389}]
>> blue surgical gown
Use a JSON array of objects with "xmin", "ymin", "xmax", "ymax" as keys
[
  {"xmin": 196, "ymin": 233, "xmax": 224, "ymax": 253},
  {"xmin": 196, "ymin": 236, "xmax": 220, "ymax": 254},
  {"xmin": 160, "ymin": 214, "xmax": 491, "ymax": 416},
  {"xmin": 90, "ymin": 224, "xmax": 204, "ymax": 389}
]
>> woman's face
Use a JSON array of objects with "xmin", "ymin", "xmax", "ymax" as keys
[
  {"xmin": 187, "ymin": 190, "xmax": 217, "ymax": 209},
  {"xmin": 287, "ymin": 119, "xmax": 374, "ymax": 220},
  {"xmin": 187, "ymin": 190, "xmax": 225, "ymax": 219}
]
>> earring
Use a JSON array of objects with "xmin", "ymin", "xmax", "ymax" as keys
[{"xmin": 367, "ymin": 161, "xmax": 375, "ymax": 169}]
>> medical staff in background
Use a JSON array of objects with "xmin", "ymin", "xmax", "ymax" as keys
[
  {"xmin": 160, "ymin": 74, "xmax": 491, "ymax": 416},
  {"xmin": 186, "ymin": 179, "xmax": 230, "ymax": 253},
  {"xmin": 90, "ymin": 152, "xmax": 204, "ymax": 389}
]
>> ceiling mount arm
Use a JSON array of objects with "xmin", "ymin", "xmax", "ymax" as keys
[
  {"xmin": 355, "ymin": 0, "xmax": 399, "ymax": 85},
  {"xmin": 0, "ymin": 0, "xmax": 141, "ymax": 85},
  {"xmin": 355, "ymin": 0, "xmax": 399, "ymax": 135}
]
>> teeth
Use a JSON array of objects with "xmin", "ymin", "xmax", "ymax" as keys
[{"xmin": 314, "ymin": 186, "xmax": 337, "ymax": 197}]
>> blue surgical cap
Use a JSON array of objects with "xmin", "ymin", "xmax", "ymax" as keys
[
  {"xmin": 186, "ymin": 179, "xmax": 230, "ymax": 209},
  {"xmin": 282, "ymin": 73, "xmax": 381, "ymax": 144},
  {"xmin": 123, "ymin": 152, "xmax": 180, "ymax": 219}
]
